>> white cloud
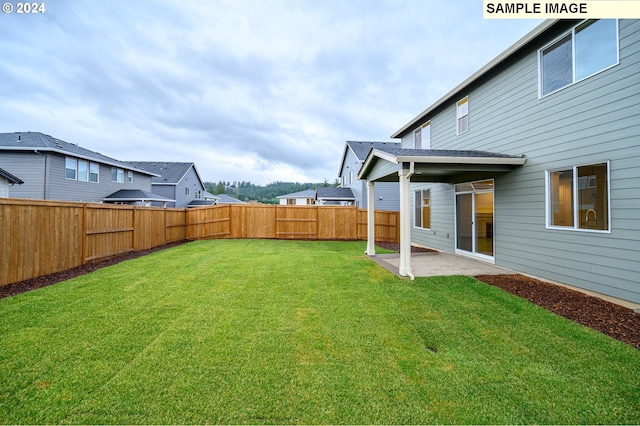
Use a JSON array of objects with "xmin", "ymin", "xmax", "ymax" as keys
[{"xmin": 0, "ymin": 0, "xmax": 542, "ymax": 185}]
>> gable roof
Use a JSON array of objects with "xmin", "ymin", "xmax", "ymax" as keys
[
  {"xmin": 0, "ymin": 132, "xmax": 157, "ymax": 176},
  {"xmin": 277, "ymin": 189, "xmax": 316, "ymax": 199},
  {"xmin": 339, "ymin": 141, "xmax": 400, "ymax": 175},
  {"xmin": 127, "ymin": 161, "xmax": 203, "ymax": 185},
  {"xmin": 0, "ymin": 167, "xmax": 23, "ymax": 185},
  {"xmin": 391, "ymin": 19, "xmax": 559, "ymax": 139},
  {"xmin": 316, "ymin": 187, "xmax": 355, "ymax": 201}
]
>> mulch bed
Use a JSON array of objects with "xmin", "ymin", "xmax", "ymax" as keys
[{"xmin": 2, "ymin": 241, "xmax": 638, "ymax": 350}]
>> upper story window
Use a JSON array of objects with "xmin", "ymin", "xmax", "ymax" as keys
[
  {"xmin": 111, "ymin": 167, "xmax": 124, "ymax": 183},
  {"xmin": 539, "ymin": 19, "xmax": 618, "ymax": 97},
  {"xmin": 89, "ymin": 162, "xmax": 99, "ymax": 183},
  {"xmin": 349, "ymin": 170, "xmax": 354, "ymax": 184},
  {"xmin": 546, "ymin": 162, "xmax": 610, "ymax": 232},
  {"xmin": 78, "ymin": 160, "xmax": 88, "ymax": 182},
  {"xmin": 456, "ymin": 97, "xmax": 469, "ymax": 135},
  {"xmin": 127, "ymin": 171, "xmax": 133, "ymax": 183},
  {"xmin": 65, "ymin": 157, "xmax": 77, "ymax": 180},
  {"xmin": 66, "ymin": 157, "xmax": 99, "ymax": 183},
  {"xmin": 413, "ymin": 128, "xmax": 421, "ymax": 148},
  {"xmin": 414, "ymin": 121, "xmax": 431, "ymax": 149}
]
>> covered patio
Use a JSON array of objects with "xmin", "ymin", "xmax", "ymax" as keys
[{"xmin": 358, "ymin": 148, "xmax": 526, "ymax": 279}]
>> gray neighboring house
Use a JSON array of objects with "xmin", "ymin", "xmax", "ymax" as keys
[
  {"xmin": 214, "ymin": 194, "xmax": 245, "ymax": 204},
  {"xmin": 0, "ymin": 167, "xmax": 23, "ymax": 198},
  {"xmin": 127, "ymin": 162, "xmax": 210, "ymax": 208},
  {"xmin": 316, "ymin": 187, "xmax": 355, "ymax": 206},
  {"xmin": 338, "ymin": 141, "xmax": 400, "ymax": 211},
  {"xmin": 359, "ymin": 19, "xmax": 640, "ymax": 304},
  {"xmin": 0, "ymin": 132, "xmax": 170, "ymax": 205}
]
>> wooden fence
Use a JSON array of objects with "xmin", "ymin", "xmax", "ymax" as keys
[
  {"xmin": 186, "ymin": 204, "xmax": 399, "ymax": 241},
  {"xmin": 0, "ymin": 199, "xmax": 398, "ymax": 288}
]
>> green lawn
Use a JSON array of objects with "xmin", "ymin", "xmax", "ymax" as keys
[{"xmin": 1, "ymin": 240, "xmax": 638, "ymax": 424}]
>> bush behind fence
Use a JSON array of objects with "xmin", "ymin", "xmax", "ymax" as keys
[{"xmin": 0, "ymin": 199, "xmax": 399, "ymax": 288}]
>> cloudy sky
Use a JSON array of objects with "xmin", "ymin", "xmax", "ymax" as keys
[{"xmin": 0, "ymin": 0, "xmax": 542, "ymax": 185}]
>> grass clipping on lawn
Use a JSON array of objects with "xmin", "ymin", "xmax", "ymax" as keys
[{"xmin": 0, "ymin": 240, "xmax": 638, "ymax": 424}]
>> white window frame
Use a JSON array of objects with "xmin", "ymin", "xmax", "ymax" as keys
[
  {"xmin": 456, "ymin": 96, "xmax": 469, "ymax": 135},
  {"xmin": 78, "ymin": 160, "xmax": 89, "ymax": 182},
  {"xmin": 111, "ymin": 167, "xmax": 124, "ymax": 183},
  {"xmin": 413, "ymin": 188, "xmax": 431, "ymax": 230},
  {"xmin": 127, "ymin": 171, "xmax": 133, "ymax": 183},
  {"xmin": 349, "ymin": 170, "xmax": 354, "ymax": 185},
  {"xmin": 413, "ymin": 127, "xmax": 422, "ymax": 149},
  {"xmin": 65, "ymin": 157, "xmax": 77, "ymax": 180},
  {"xmin": 421, "ymin": 121, "xmax": 431, "ymax": 149},
  {"xmin": 538, "ymin": 19, "xmax": 619, "ymax": 98},
  {"xmin": 89, "ymin": 162, "xmax": 99, "ymax": 183},
  {"xmin": 545, "ymin": 161, "xmax": 611, "ymax": 233}
]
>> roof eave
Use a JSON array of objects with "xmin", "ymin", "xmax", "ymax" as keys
[
  {"xmin": 0, "ymin": 146, "xmax": 160, "ymax": 177},
  {"xmin": 396, "ymin": 155, "xmax": 526, "ymax": 166}
]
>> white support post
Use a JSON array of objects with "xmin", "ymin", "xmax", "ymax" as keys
[
  {"xmin": 366, "ymin": 181, "xmax": 376, "ymax": 256},
  {"xmin": 398, "ymin": 166, "xmax": 414, "ymax": 279}
]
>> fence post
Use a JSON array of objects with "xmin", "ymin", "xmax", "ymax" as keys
[{"xmin": 82, "ymin": 203, "xmax": 87, "ymax": 264}]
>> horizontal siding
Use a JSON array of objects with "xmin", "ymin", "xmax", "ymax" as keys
[
  {"xmin": 366, "ymin": 160, "xmax": 400, "ymax": 183},
  {"xmin": 407, "ymin": 19, "xmax": 640, "ymax": 303},
  {"xmin": 410, "ymin": 183, "xmax": 455, "ymax": 252},
  {"xmin": 0, "ymin": 152, "xmax": 46, "ymax": 199},
  {"xmin": 46, "ymin": 154, "xmax": 154, "ymax": 203},
  {"xmin": 371, "ymin": 182, "xmax": 400, "ymax": 211}
]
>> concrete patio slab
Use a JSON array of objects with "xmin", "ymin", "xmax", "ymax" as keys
[{"xmin": 370, "ymin": 251, "xmax": 516, "ymax": 277}]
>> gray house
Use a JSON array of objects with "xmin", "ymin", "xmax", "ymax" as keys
[
  {"xmin": 359, "ymin": 19, "xmax": 640, "ymax": 304},
  {"xmin": 0, "ymin": 132, "xmax": 170, "ymax": 205},
  {"xmin": 127, "ymin": 162, "xmax": 210, "ymax": 208},
  {"xmin": 316, "ymin": 187, "xmax": 356, "ymax": 206},
  {"xmin": 338, "ymin": 141, "xmax": 400, "ymax": 211},
  {"xmin": 0, "ymin": 167, "xmax": 23, "ymax": 198}
]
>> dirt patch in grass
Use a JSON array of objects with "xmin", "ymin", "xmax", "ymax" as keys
[{"xmin": 476, "ymin": 274, "xmax": 640, "ymax": 350}]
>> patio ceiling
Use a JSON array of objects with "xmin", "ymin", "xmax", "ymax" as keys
[{"xmin": 358, "ymin": 148, "xmax": 526, "ymax": 183}]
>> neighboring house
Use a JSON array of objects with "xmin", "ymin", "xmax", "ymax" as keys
[
  {"xmin": 316, "ymin": 187, "xmax": 355, "ymax": 206},
  {"xmin": 0, "ymin": 167, "xmax": 23, "ymax": 198},
  {"xmin": 359, "ymin": 19, "xmax": 640, "ymax": 304},
  {"xmin": 0, "ymin": 132, "xmax": 171, "ymax": 205},
  {"xmin": 127, "ymin": 162, "xmax": 209, "ymax": 208},
  {"xmin": 277, "ymin": 189, "xmax": 316, "ymax": 205},
  {"xmin": 188, "ymin": 191, "xmax": 220, "ymax": 208},
  {"xmin": 338, "ymin": 141, "xmax": 400, "ymax": 211},
  {"xmin": 215, "ymin": 194, "xmax": 246, "ymax": 204}
]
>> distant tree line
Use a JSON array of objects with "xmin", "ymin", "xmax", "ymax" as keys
[{"xmin": 204, "ymin": 179, "xmax": 340, "ymax": 204}]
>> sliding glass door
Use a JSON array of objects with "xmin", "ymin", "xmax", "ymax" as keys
[{"xmin": 455, "ymin": 180, "xmax": 494, "ymax": 259}]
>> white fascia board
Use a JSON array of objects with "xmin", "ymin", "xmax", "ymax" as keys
[
  {"xmin": 396, "ymin": 155, "xmax": 526, "ymax": 166},
  {"xmin": 357, "ymin": 149, "xmax": 399, "ymax": 180}
]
